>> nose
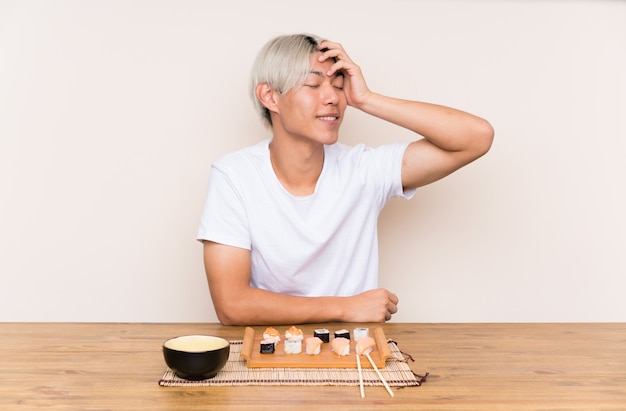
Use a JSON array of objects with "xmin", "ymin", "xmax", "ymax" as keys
[{"xmin": 322, "ymin": 83, "xmax": 339, "ymax": 105}]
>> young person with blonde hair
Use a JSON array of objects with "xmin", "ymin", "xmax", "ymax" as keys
[{"xmin": 198, "ymin": 33, "xmax": 494, "ymax": 325}]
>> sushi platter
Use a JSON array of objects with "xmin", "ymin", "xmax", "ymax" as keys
[{"xmin": 240, "ymin": 326, "xmax": 391, "ymax": 368}]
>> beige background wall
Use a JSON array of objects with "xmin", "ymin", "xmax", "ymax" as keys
[{"xmin": 1, "ymin": 0, "xmax": 625, "ymax": 322}]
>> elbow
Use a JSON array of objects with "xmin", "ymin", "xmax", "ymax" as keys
[
  {"xmin": 215, "ymin": 311, "xmax": 234, "ymax": 326},
  {"xmin": 478, "ymin": 119, "xmax": 495, "ymax": 156},
  {"xmin": 469, "ymin": 118, "xmax": 494, "ymax": 159},
  {"xmin": 214, "ymin": 306, "xmax": 242, "ymax": 326},
  {"xmin": 218, "ymin": 317, "xmax": 239, "ymax": 326},
  {"xmin": 213, "ymin": 300, "xmax": 252, "ymax": 326}
]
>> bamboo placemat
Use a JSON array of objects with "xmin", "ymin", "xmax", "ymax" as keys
[{"xmin": 159, "ymin": 339, "xmax": 425, "ymax": 387}]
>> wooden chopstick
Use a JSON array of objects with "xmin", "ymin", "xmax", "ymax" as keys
[
  {"xmin": 365, "ymin": 352, "xmax": 394, "ymax": 397},
  {"xmin": 356, "ymin": 352, "xmax": 365, "ymax": 398}
]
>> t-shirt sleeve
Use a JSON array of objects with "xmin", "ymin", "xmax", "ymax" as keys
[
  {"xmin": 196, "ymin": 166, "xmax": 251, "ymax": 250},
  {"xmin": 369, "ymin": 141, "xmax": 416, "ymax": 207}
]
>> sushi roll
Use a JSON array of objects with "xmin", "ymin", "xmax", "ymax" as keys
[
  {"xmin": 334, "ymin": 329, "xmax": 350, "ymax": 340},
  {"xmin": 259, "ymin": 339, "xmax": 276, "ymax": 354},
  {"xmin": 285, "ymin": 325, "xmax": 304, "ymax": 341},
  {"xmin": 314, "ymin": 328, "xmax": 330, "ymax": 343},
  {"xmin": 331, "ymin": 337, "xmax": 350, "ymax": 356},
  {"xmin": 353, "ymin": 327, "xmax": 369, "ymax": 341},
  {"xmin": 284, "ymin": 338, "xmax": 302, "ymax": 354},
  {"xmin": 356, "ymin": 336, "xmax": 376, "ymax": 356},
  {"xmin": 305, "ymin": 337, "xmax": 323, "ymax": 355},
  {"xmin": 263, "ymin": 327, "xmax": 281, "ymax": 344}
]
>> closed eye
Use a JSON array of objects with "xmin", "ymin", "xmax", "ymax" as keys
[{"xmin": 333, "ymin": 75, "xmax": 344, "ymax": 90}]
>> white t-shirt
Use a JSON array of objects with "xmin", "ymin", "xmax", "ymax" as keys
[{"xmin": 197, "ymin": 139, "xmax": 414, "ymax": 297}]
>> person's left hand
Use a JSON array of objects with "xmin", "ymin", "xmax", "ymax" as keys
[{"xmin": 318, "ymin": 40, "xmax": 371, "ymax": 108}]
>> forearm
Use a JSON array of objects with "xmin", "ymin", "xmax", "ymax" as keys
[
  {"xmin": 204, "ymin": 241, "xmax": 397, "ymax": 326},
  {"xmin": 213, "ymin": 286, "xmax": 398, "ymax": 326},
  {"xmin": 213, "ymin": 287, "xmax": 347, "ymax": 326},
  {"xmin": 356, "ymin": 92, "xmax": 493, "ymax": 153}
]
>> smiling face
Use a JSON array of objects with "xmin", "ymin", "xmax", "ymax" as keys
[{"xmin": 272, "ymin": 52, "xmax": 347, "ymax": 146}]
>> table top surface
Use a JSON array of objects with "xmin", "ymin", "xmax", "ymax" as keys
[{"xmin": 1, "ymin": 322, "xmax": 625, "ymax": 410}]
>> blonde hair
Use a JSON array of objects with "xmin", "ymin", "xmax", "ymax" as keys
[{"xmin": 250, "ymin": 33, "xmax": 324, "ymax": 127}]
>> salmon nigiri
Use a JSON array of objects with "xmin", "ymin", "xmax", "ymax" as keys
[
  {"xmin": 356, "ymin": 336, "xmax": 376, "ymax": 356},
  {"xmin": 331, "ymin": 337, "xmax": 350, "ymax": 356},
  {"xmin": 305, "ymin": 336, "xmax": 323, "ymax": 355}
]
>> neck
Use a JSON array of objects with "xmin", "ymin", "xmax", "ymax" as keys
[{"xmin": 269, "ymin": 136, "xmax": 324, "ymax": 197}]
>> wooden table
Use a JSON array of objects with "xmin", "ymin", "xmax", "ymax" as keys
[{"xmin": 1, "ymin": 322, "xmax": 624, "ymax": 410}]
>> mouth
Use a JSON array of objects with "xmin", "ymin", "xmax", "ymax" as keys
[{"xmin": 317, "ymin": 115, "xmax": 339, "ymax": 122}]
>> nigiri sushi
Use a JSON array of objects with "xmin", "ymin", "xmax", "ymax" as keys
[
  {"xmin": 284, "ymin": 338, "xmax": 302, "ymax": 354},
  {"xmin": 356, "ymin": 336, "xmax": 376, "ymax": 356},
  {"xmin": 263, "ymin": 327, "xmax": 281, "ymax": 344},
  {"xmin": 331, "ymin": 337, "xmax": 350, "ymax": 356},
  {"xmin": 285, "ymin": 325, "xmax": 304, "ymax": 341},
  {"xmin": 305, "ymin": 336, "xmax": 323, "ymax": 355}
]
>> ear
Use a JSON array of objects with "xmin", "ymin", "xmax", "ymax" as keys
[{"xmin": 256, "ymin": 82, "xmax": 279, "ymax": 113}]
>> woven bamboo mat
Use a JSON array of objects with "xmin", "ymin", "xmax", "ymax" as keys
[{"xmin": 159, "ymin": 339, "xmax": 423, "ymax": 387}]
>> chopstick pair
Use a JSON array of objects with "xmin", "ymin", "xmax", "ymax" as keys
[{"xmin": 356, "ymin": 352, "xmax": 394, "ymax": 398}]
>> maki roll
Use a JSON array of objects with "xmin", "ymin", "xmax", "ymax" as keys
[
  {"xmin": 353, "ymin": 327, "xmax": 369, "ymax": 341},
  {"xmin": 334, "ymin": 329, "xmax": 350, "ymax": 340},
  {"xmin": 314, "ymin": 328, "xmax": 330, "ymax": 343},
  {"xmin": 260, "ymin": 339, "xmax": 276, "ymax": 354}
]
